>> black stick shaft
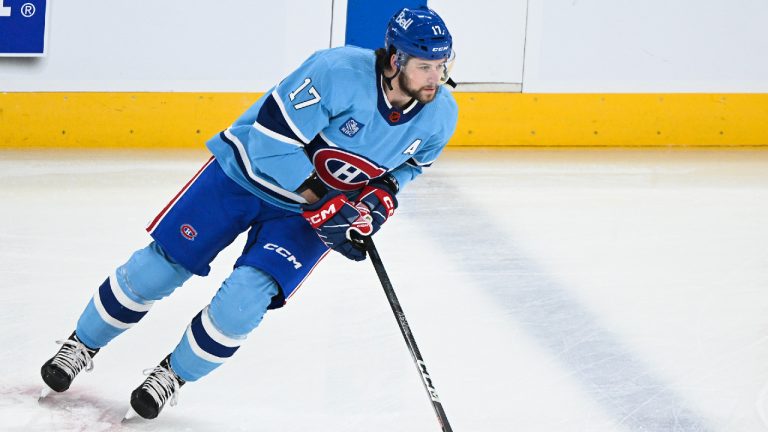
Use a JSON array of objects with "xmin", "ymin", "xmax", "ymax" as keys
[{"xmin": 362, "ymin": 236, "xmax": 454, "ymax": 432}]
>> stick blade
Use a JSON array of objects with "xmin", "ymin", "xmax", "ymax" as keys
[
  {"xmin": 38, "ymin": 387, "xmax": 53, "ymax": 401},
  {"xmin": 122, "ymin": 407, "xmax": 139, "ymax": 423}
]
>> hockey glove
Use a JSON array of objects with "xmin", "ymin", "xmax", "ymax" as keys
[
  {"xmin": 302, "ymin": 191, "xmax": 373, "ymax": 261},
  {"xmin": 356, "ymin": 176, "xmax": 398, "ymax": 235}
]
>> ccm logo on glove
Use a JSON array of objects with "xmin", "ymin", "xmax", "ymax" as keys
[
  {"xmin": 356, "ymin": 177, "xmax": 398, "ymax": 235},
  {"xmin": 304, "ymin": 196, "xmax": 346, "ymax": 227}
]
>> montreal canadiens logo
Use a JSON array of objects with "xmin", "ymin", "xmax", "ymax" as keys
[
  {"xmin": 313, "ymin": 148, "xmax": 386, "ymax": 191},
  {"xmin": 180, "ymin": 224, "xmax": 197, "ymax": 240}
]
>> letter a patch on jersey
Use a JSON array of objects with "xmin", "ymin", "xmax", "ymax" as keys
[{"xmin": 403, "ymin": 139, "xmax": 422, "ymax": 155}]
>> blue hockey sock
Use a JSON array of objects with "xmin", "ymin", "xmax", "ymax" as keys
[
  {"xmin": 170, "ymin": 266, "xmax": 278, "ymax": 382},
  {"xmin": 76, "ymin": 242, "xmax": 192, "ymax": 349}
]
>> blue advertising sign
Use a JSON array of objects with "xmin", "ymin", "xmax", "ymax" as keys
[
  {"xmin": 345, "ymin": 0, "xmax": 426, "ymax": 51},
  {"xmin": 0, "ymin": 0, "xmax": 48, "ymax": 56}
]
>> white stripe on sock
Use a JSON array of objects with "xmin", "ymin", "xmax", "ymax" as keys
[
  {"xmin": 92, "ymin": 290, "xmax": 132, "ymax": 330},
  {"xmin": 109, "ymin": 273, "xmax": 154, "ymax": 312},
  {"xmin": 185, "ymin": 326, "xmax": 226, "ymax": 364},
  {"xmin": 200, "ymin": 306, "xmax": 244, "ymax": 348}
]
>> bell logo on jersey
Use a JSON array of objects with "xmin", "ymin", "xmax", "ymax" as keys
[
  {"xmin": 339, "ymin": 117, "xmax": 364, "ymax": 138},
  {"xmin": 313, "ymin": 148, "xmax": 386, "ymax": 191},
  {"xmin": 180, "ymin": 224, "xmax": 197, "ymax": 241}
]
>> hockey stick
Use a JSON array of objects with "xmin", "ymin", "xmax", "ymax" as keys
[{"xmin": 359, "ymin": 235, "xmax": 454, "ymax": 432}]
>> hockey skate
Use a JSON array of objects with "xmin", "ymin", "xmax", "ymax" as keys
[
  {"xmin": 39, "ymin": 332, "xmax": 99, "ymax": 399},
  {"xmin": 125, "ymin": 355, "xmax": 185, "ymax": 420}
]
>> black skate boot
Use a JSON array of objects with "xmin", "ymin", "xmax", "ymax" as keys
[
  {"xmin": 128, "ymin": 355, "xmax": 185, "ymax": 420},
  {"xmin": 40, "ymin": 331, "xmax": 99, "ymax": 395}
]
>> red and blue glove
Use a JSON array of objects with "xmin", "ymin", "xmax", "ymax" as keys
[
  {"xmin": 302, "ymin": 191, "xmax": 373, "ymax": 261},
  {"xmin": 356, "ymin": 176, "xmax": 398, "ymax": 235}
]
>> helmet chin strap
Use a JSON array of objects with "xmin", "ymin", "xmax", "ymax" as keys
[{"xmin": 382, "ymin": 66, "xmax": 400, "ymax": 91}]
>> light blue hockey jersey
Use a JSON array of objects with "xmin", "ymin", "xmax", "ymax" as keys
[{"xmin": 206, "ymin": 46, "xmax": 459, "ymax": 212}]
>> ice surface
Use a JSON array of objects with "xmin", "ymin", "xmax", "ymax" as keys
[{"xmin": 2, "ymin": 148, "xmax": 768, "ymax": 431}]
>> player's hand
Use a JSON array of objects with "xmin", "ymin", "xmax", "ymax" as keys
[
  {"xmin": 356, "ymin": 177, "xmax": 398, "ymax": 235},
  {"xmin": 302, "ymin": 191, "xmax": 372, "ymax": 261}
]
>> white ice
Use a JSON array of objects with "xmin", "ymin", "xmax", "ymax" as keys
[{"xmin": 2, "ymin": 148, "xmax": 768, "ymax": 432}]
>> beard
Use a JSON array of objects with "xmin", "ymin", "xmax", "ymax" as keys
[{"xmin": 397, "ymin": 72, "xmax": 438, "ymax": 104}]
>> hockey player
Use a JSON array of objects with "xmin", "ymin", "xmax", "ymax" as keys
[{"xmin": 40, "ymin": 6, "xmax": 458, "ymax": 421}]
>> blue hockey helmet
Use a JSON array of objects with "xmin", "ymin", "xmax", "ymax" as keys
[{"xmin": 384, "ymin": 7, "xmax": 453, "ymax": 61}]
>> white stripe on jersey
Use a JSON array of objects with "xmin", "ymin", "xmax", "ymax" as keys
[
  {"xmin": 318, "ymin": 131, "xmax": 339, "ymax": 147},
  {"xmin": 380, "ymin": 77, "xmax": 393, "ymax": 109},
  {"xmin": 223, "ymin": 129, "xmax": 308, "ymax": 204},
  {"xmin": 409, "ymin": 157, "xmax": 436, "ymax": 167},
  {"xmin": 252, "ymin": 121, "xmax": 304, "ymax": 147},
  {"xmin": 271, "ymin": 89, "xmax": 311, "ymax": 144},
  {"xmin": 402, "ymin": 98, "xmax": 419, "ymax": 114}
]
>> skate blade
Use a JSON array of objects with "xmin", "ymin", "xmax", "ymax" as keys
[
  {"xmin": 38, "ymin": 387, "xmax": 52, "ymax": 401},
  {"xmin": 122, "ymin": 407, "xmax": 139, "ymax": 423}
]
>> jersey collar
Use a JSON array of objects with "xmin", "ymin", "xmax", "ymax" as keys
[{"xmin": 376, "ymin": 72, "xmax": 425, "ymax": 126}]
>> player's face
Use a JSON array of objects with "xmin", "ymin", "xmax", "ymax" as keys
[{"xmin": 398, "ymin": 58, "xmax": 445, "ymax": 104}]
